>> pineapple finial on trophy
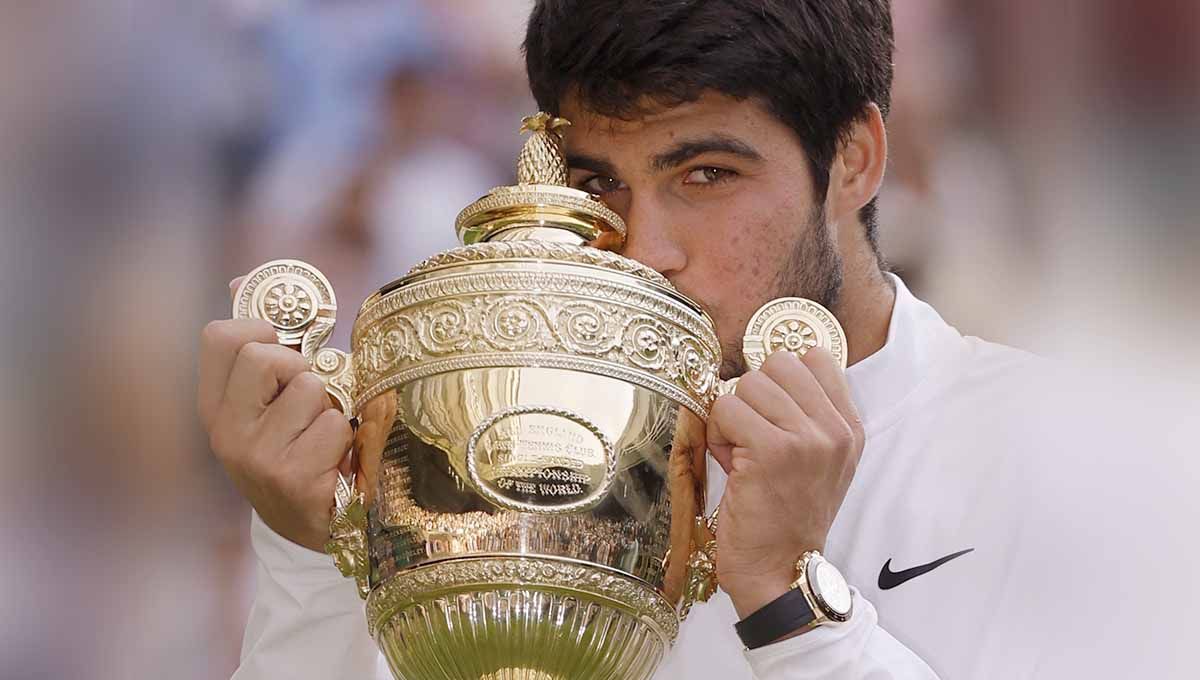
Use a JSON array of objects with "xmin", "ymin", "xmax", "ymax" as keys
[
  {"xmin": 455, "ymin": 112, "xmax": 626, "ymax": 246},
  {"xmin": 517, "ymin": 112, "xmax": 572, "ymax": 186}
]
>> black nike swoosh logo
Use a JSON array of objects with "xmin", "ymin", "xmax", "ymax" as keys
[{"xmin": 878, "ymin": 548, "xmax": 974, "ymax": 590}]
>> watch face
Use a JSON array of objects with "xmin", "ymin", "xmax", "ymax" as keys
[{"xmin": 809, "ymin": 558, "xmax": 852, "ymax": 618}]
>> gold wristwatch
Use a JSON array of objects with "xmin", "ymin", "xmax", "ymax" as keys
[{"xmin": 734, "ymin": 551, "xmax": 854, "ymax": 649}]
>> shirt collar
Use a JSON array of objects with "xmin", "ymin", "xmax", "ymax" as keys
[{"xmin": 844, "ymin": 273, "xmax": 966, "ymax": 432}]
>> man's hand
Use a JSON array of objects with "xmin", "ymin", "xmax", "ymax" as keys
[
  {"xmin": 197, "ymin": 279, "xmax": 353, "ymax": 552},
  {"xmin": 708, "ymin": 347, "xmax": 865, "ymax": 619}
]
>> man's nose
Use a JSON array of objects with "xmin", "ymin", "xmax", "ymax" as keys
[{"xmin": 619, "ymin": 197, "xmax": 687, "ymax": 277}]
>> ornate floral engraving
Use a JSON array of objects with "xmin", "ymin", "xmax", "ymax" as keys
[
  {"xmin": 677, "ymin": 337, "xmax": 716, "ymax": 396},
  {"xmin": 356, "ymin": 268, "xmax": 715, "ymax": 347},
  {"xmin": 351, "ymin": 278, "xmax": 721, "ymax": 417},
  {"xmin": 326, "ymin": 474, "xmax": 369, "ymax": 599},
  {"xmin": 419, "ymin": 300, "xmax": 473, "ymax": 353},
  {"xmin": 623, "ymin": 317, "xmax": 669, "ymax": 371},
  {"xmin": 481, "ymin": 297, "xmax": 553, "ymax": 351},
  {"xmin": 742, "ymin": 297, "xmax": 847, "ymax": 370},
  {"xmin": 556, "ymin": 301, "xmax": 619, "ymax": 354},
  {"xmin": 768, "ymin": 318, "xmax": 817, "ymax": 355},
  {"xmin": 263, "ymin": 280, "xmax": 317, "ymax": 329},
  {"xmin": 312, "ymin": 347, "xmax": 355, "ymax": 415},
  {"xmin": 234, "ymin": 259, "xmax": 337, "ymax": 348},
  {"xmin": 365, "ymin": 556, "xmax": 680, "ymax": 641},
  {"xmin": 233, "ymin": 259, "xmax": 355, "ymax": 414},
  {"xmin": 680, "ymin": 514, "xmax": 719, "ymax": 620}
]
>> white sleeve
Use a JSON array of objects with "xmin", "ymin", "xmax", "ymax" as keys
[
  {"xmin": 232, "ymin": 511, "xmax": 388, "ymax": 680},
  {"xmin": 744, "ymin": 589, "xmax": 939, "ymax": 680}
]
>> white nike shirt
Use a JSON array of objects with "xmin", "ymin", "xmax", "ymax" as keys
[{"xmin": 234, "ymin": 275, "xmax": 1199, "ymax": 679}]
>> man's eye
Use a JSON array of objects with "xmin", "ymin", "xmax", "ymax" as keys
[
  {"xmin": 683, "ymin": 167, "xmax": 736, "ymax": 185},
  {"xmin": 581, "ymin": 175, "xmax": 627, "ymax": 194}
]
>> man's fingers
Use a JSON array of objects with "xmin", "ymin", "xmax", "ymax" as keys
[
  {"xmin": 734, "ymin": 369, "xmax": 806, "ymax": 430},
  {"xmin": 709, "ymin": 443, "xmax": 734, "ymax": 475},
  {"xmin": 707, "ymin": 394, "xmax": 778, "ymax": 474},
  {"xmin": 798, "ymin": 347, "xmax": 863, "ymax": 437},
  {"xmin": 198, "ymin": 319, "xmax": 280, "ymax": 428},
  {"xmin": 760, "ymin": 350, "xmax": 842, "ymax": 427},
  {"xmin": 261, "ymin": 372, "xmax": 333, "ymax": 445},
  {"xmin": 222, "ymin": 341, "xmax": 312, "ymax": 422},
  {"xmin": 290, "ymin": 408, "xmax": 354, "ymax": 479}
]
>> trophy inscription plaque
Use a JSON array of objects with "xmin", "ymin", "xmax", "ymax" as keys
[{"xmin": 232, "ymin": 113, "xmax": 846, "ymax": 680}]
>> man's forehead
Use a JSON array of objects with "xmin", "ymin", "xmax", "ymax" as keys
[
  {"xmin": 558, "ymin": 91, "xmax": 764, "ymax": 137},
  {"xmin": 557, "ymin": 92, "xmax": 774, "ymax": 166},
  {"xmin": 560, "ymin": 100, "xmax": 689, "ymax": 136}
]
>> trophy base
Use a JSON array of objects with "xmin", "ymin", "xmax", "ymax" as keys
[{"xmin": 368, "ymin": 557, "xmax": 677, "ymax": 680}]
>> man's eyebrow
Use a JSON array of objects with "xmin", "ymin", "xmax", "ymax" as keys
[
  {"xmin": 565, "ymin": 152, "xmax": 620, "ymax": 178},
  {"xmin": 650, "ymin": 134, "xmax": 763, "ymax": 172}
]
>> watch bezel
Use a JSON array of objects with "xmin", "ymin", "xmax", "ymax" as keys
[{"xmin": 794, "ymin": 551, "xmax": 853, "ymax": 623}]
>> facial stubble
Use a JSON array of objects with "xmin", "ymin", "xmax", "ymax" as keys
[{"xmin": 719, "ymin": 205, "xmax": 843, "ymax": 379}]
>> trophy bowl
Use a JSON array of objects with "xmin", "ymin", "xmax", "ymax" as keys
[
  {"xmin": 235, "ymin": 114, "xmax": 721, "ymax": 680},
  {"xmin": 232, "ymin": 114, "xmax": 845, "ymax": 680}
]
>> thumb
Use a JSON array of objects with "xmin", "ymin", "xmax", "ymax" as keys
[{"xmin": 707, "ymin": 415, "xmax": 734, "ymax": 475}]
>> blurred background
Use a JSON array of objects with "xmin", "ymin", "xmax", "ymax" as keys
[{"xmin": 1, "ymin": 1, "xmax": 1196, "ymax": 678}]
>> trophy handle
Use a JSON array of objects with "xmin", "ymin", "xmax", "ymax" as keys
[
  {"xmin": 681, "ymin": 296, "xmax": 849, "ymax": 615},
  {"xmin": 711, "ymin": 292, "xmax": 848, "ymax": 410},
  {"xmin": 232, "ymin": 259, "xmax": 369, "ymax": 598},
  {"xmin": 231, "ymin": 259, "xmax": 356, "ymax": 414},
  {"xmin": 680, "ymin": 509, "xmax": 720, "ymax": 619}
]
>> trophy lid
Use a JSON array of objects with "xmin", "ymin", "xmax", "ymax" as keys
[
  {"xmin": 454, "ymin": 113, "xmax": 627, "ymax": 246},
  {"xmin": 360, "ymin": 111, "xmax": 708, "ymax": 347}
]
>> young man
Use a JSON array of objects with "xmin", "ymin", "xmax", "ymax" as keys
[{"xmin": 198, "ymin": 2, "xmax": 1196, "ymax": 678}]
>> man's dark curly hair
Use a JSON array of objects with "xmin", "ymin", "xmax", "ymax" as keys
[{"xmin": 524, "ymin": 0, "xmax": 894, "ymax": 256}]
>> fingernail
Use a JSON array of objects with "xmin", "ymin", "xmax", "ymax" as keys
[{"xmin": 229, "ymin": 277, "xmax": 241, "ymax": 290}]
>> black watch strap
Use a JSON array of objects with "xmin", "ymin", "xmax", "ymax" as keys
[{"xmin": 733, "ymin": 587, "xmax": 816, "ymax": 650}]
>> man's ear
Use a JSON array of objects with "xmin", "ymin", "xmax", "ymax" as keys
[{"xmin": 827, "ymin": 103, "xmax": 887, "ymax": 224}]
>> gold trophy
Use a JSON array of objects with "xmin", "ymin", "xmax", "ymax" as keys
[{"xmin": 232, "ymin": 113, "xmax": 846, "ymax": 680}]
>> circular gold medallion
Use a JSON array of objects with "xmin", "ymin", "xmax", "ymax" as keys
[
  {"xmin": 233, "ymin": 259, "xmax": 337, "ymax": 347},
  {"xmin": 742, "ymin": 297, "xmax": 847, "ymax": 370}
]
